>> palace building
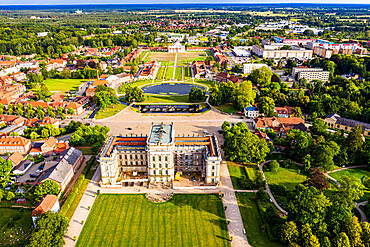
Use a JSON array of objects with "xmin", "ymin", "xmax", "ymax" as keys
[{"xmin": 98, "ymin": 124, "xmax": 222, "ymax": 186}]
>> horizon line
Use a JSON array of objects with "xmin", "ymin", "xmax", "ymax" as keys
[{"xmin": 1, "ymin": 3, "xmax": 370, "ymax": 6}]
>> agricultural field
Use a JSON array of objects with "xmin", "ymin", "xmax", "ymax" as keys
[
  {"xmin": 0, "ymin": 208, "xmax": 33, "ymax": 247},
  {"xmin": 77, "ymin": 194, "xmax": 230, "ymax": 247},
  {"xmin": 236, "ymin": 193, "xmax": 284, "ymax": 247},
  {"xmin": 33, "ymin": 78, "xmax": 86, "ymax": 94}
]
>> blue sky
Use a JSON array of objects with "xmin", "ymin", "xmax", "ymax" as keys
[{"xmin": 0, "ymin": 0, "xmax": 370, "ymax": 4}]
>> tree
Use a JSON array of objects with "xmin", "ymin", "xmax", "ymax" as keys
[
  {"xmin": 37, "ymin": 108, "xmax": 45, "ymax": 120},
  {"xmin": 321, "ymin": 236, "xmax": 331, "ymax": 247},
  {"xmin": 6, "ymin": 191, "xmax": 15, "ymax": 201},
  {"xmin": 339, "ymin": 175, "xmax": 364, "ymax": 204},
  {"xmin": 0, "ymin": 157, "xmax": 13, "ymax": 178},
  {"xmin": 360, "ymin": 222, "xmax": 370, "ymax": 245},
  {"xmin": 345, "ymin": 216, "xmax": 363, "ymax": 247},
  {"xmin": 310, "ymin": 119, "xmax": 328, "ymax": 135},
  {"xmin": 266, "ymin": 160, "xmax": 280, "ymax": 172},
  {"xmin": 333, "ymin": 232, "xmax": 351, "ymax": 247},
  {"xmin": 291, "ymin": 107, "xmax": 302, "ymax": 117},
  {"xmin": 300, "ymin": 223, "xmax": 320, "ymax": 247},
  {"xmin": 303, "ymin": 154, "xmax": 312, "ymax": 172},
  {"xmin": 250, "ymin": 66, "xmax": 273, "ymax": 87},
  {"xmin": 312, "ymin": 139, "xmax": 340, "ymax": 171},
  {"xmin": 188, "ymin": 87, "xmax": 205, "ymax": 102},
  {"xmin": 124, "ymin": 85, "xmax": 144, "ymax": 102},
  {"xmin": 37, "ymin": 82, "xmax": 49, "ymax": 100},
  {"xmin": 257, "ymin": 96, "xmax": 275, "ymax": 117},
  {"xmin": 28, "ymin": 211, "xmax": 69, "ymax": 247},
  {"xmin": 93, "ymin": 85, "xmax": 118, "ymax": 109},
  {"xmin": 0, "ymin": 189, "xmax": 3, "ymax": 202},
  {"xmin": 233, "ymin": 80, "xmax": 256, "ymax": 110},
  {"xmin": 305, "ymin": 167, "xmax": 329, "ymax": 191},
  {"xmin": 30, "ymin": 131, "xmax": 39, "ymax": 140},
  {"xmin": 280, "ymin": 221, "xmax": 299, "ymax": 244},
  {"xmin": 67, "ymin": 107, "xmax": 75, "ymax": 115},
  {"xmin": 287, "ymin": 184, "xmax": 331, "ymax": 237},
  {"xmin": 222, "ymin": 121, "xmax": 270, "ymax": 163},
  {"xmin": 34, "ymin": 180, "xmax": 60, "ymax": 200},
  {"xmin": 60, "ymin": 113, "xmax": 66, "ymax": 120}
]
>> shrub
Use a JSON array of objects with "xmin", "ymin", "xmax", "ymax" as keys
[{"xmin": 267, "ymin": 160, "xmax": 280, "ymax": 172}]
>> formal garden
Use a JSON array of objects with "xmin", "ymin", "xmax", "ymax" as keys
[{"xmin": 76, "ymin": 194, "xmax": 230, "ymax": 247}]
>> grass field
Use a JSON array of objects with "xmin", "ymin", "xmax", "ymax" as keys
[
  {"xmin": 236, "ymin": 193, "xmax": 283, "ymax": 247},
  {"xmin": 0, "ymin": 208, "xmax": 33, "ymax": 247},
  {"xmin": 227, "ymin": 162, "xmax": 247, "ymax": 190},
  {"xmin": 329, "ymin": 168, "xmax": 370, "ymax": 201},
  {"xmin": 264, "ymin": 163, "xmax": 307, "ymax": 191},
  {"xmin": 175, "ymin": 67, "xmax": 183, "ymax": 81},
  {"xmin": 165, "ymin": 67, "xmax": 174, "ymax": 80},
  {"xmin": 94, "ymin": 103, "xmax": 127, "ymax": 119},
  {"xmin": 77, "ymin": 194, "xmax": 230, "ymax": 247},
  {"xmin": 33, "ymin": 78, "xmax": 85, "ymax": 94},
  {"xmin": 214, "ymin": 104, "xmax": 239, "ymax": 114},
  {"xmin": 140, "ymin": 94, "xmax": 194, "ymax": 104}
]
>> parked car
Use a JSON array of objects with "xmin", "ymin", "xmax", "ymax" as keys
[
  {"xmin": 217, "ymin": 130, "xmax": 223, "ymax": 134},
  {"xmin": 127, "ymin": 127, "xmax": 132, "ymax": 130},
  {"xmin": 36, "ymin": 170, "xmax": 43, "ymax": 173},
  {"xmin": 192, "ymin": 177, "xmax": 196, "ymax": 182},
  {"xmin": 30, "ymin": 174, "xmax": 38, "ymax": 178}
]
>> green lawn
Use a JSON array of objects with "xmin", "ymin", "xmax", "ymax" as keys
[
  {"xmin": 33, "ymin": 78, "xmax": 86, "ymax": 94},
  {"xmin": 236, "ymin": 193, "xmax": 284, "ymax": 247},
  {"xmin": 264, "ymin": 163, "xmax": 307, "ymax": 191},
  {"xmin": 214, "ymin": 104, "xmax": 239, "ymax": 114},
  {"xmin": 329, "ymin": 168, "xmax": 370, "ymax": 202},
  {"xmin": 175, "ymin": 67, "xmax": 182, "ymax": 81},
  {"xmin": 165, "ymin": 67, "xmax": 174, "ymax": 80},
  {"xmin": 77, "ymin": 194, "xmax": 230, "ymax": 247},
  {"xmin": 227, "ymin": 161, "xmax": 247, "ymax": 190},
  {"xmin": 0, "ymin": 208, "xmax": 33, "ymax": 247},
  {"xmin": 94, "ymin": 103, "xmax": 127, "ymax": 119}
]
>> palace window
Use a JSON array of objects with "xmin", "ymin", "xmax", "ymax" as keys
[
  {"xmin": 165, "ymin": 156, "xmax": 168, "ymax": 161},
  {"xmin": 159, "ymin": 156, "xmax": 162, "ymax": 161}
]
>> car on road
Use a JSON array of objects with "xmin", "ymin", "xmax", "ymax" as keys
[
  {"xmin": 127, "ymin": 127, "xmax": 132, "ymax": 130},
  {"xmin": 203, "ymin": 130, "xmax": 209, "ymax": 134}
]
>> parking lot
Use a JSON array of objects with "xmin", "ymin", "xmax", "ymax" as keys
[{"xmin": 16, "ymin": 156, "xmax": 54, "ymax": 183}]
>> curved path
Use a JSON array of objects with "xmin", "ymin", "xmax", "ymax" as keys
[
  {"xmin": 324, "ymin": 165, "xmax": 367, "ymax": 187},
  {"xmin": 355, "ymin": 201, "xmax": 369, "ymax": 223},
  {"xmin": 259, "ymin": 160, "xmax": 288, "ymax": 215}
]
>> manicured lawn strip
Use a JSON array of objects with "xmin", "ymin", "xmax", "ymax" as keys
[
  {"xmin": 236, "ymin": 193, "xmax": 283, "ymax": 247},
  {"xmin": 0, "ymin": 208, "xmax": 33, "ymax": 247},
  {"xmin": 264, "ymin": 164, "xmax": 307, "ymax": 191},
  {"xmin": 156, "ymin": 66, "xmax": 165, "ymax": 80},
  {"xmin": 76, "ymin": 194, "xmax": 230, "ymax": 247},
  {"xmin": 165, "ymin": 67, "xmax": 174, "ymax": 80},
  {"xmin": 227, "ymin": 161, "xmax": 246, "ymax": 190},
  {"xmin": 184, "ymin": 66, "xmax": 191, "ymax": 78},
  {"xmin": 94, "ymin": 103, "xmax": 127, "ymax": 119},
  {"xmin": 175, "ymin": 67, "xmax": 182, "ymax": 81},
  {"xmin": 33, "ymin": 78, "xmax": 86, "ymax": 94}
]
